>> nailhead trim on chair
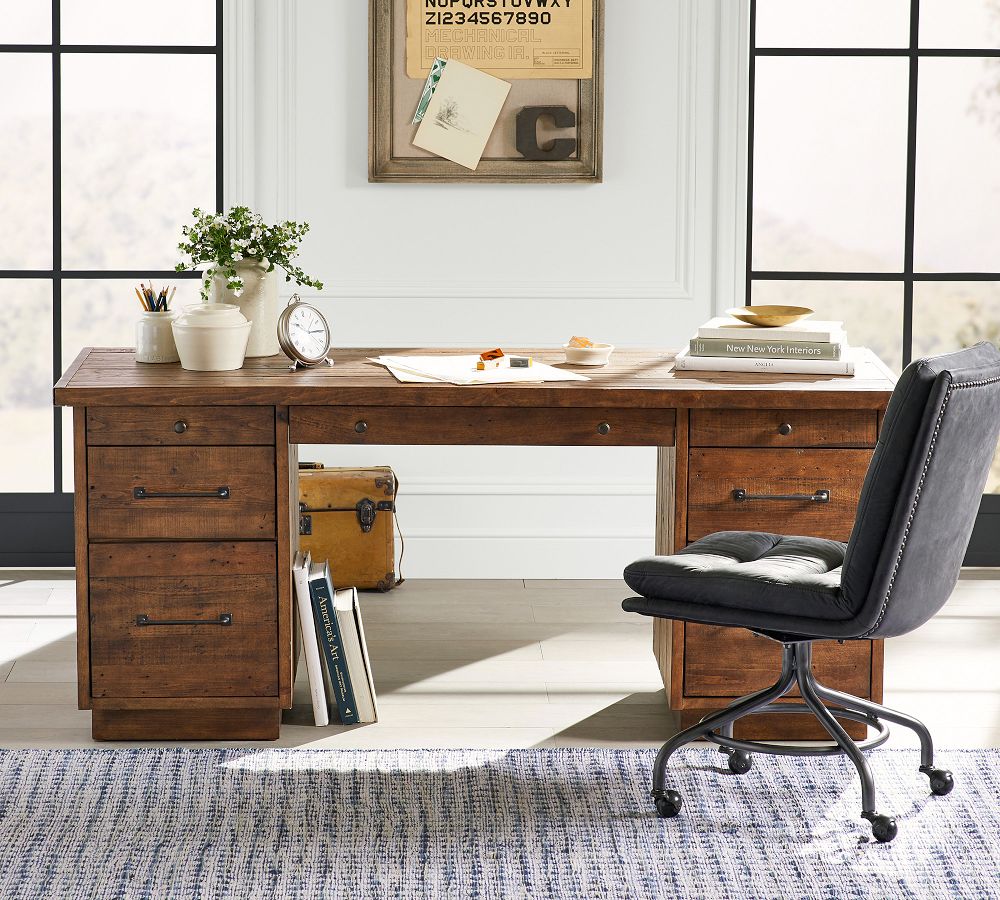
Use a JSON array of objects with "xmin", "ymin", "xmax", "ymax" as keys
[{"xmin": 862, "ymin": 371, "xmax": 1000, "ymax": 637}]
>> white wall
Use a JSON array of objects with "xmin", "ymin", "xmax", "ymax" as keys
[{"xmin": 225, "ymin": 0, "xmax": 747, "ymax": 577}]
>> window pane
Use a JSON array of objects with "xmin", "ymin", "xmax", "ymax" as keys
[
  {"xmin": 914, "ymin": 59, "xmax": 1000, "ymax": 273},
  {"xmin": 0, "ymin": 54, "xmax": 51, "ymax": 269},
  {"xmin": 919, "ymin": 0, "xmax": 1000, "ymax": 50},
  {"xmin": 913, "ymin": 282, "xmax": 1000, "ymax": 492},
  {"xmin": 0, "ymin": 2, "xmax": 50, "ymax": 43},
  {"xmin": 60, "ymin": 278, "xmax": 204, "ymax": 490},
  {"xmin": 0, "ymin": 281, "xmax": 53, "ymax": 492},
  {"xmin": 61, "ymin": 54, "xmax": 215, "ymax": 270},
  {"xmin": 756, "ymin": 0, "xmax": 910, "ymax": 49},
  {"xmin": 752, "ymin": 58, "xmax": 909, "ymax": 273},
  {"xmin": 751, "ymin": 280, "xmax": 905, "ymax": 373},
  {"xmin": 60, "ymin": 0, "xmax": 215, "ymax": 46},
  {"xmin": 60, "ymin": 277, "xmax": 204, "ymax": 362}
]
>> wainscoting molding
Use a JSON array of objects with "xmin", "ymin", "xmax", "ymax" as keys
[{"xmin": 400, "ymin": 479, "xmax": 655, "ymax": 497}]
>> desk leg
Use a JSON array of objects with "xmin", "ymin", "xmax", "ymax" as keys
[
  {"xmin": 277, "ymin": 408, "xmax": 297, "ymax": 711},
  {"xmin": 654, "ymin": 446, "xmax": 676, "ymax": 557},
  {"xmin": 652, "ymin": 411, "xmax": 687, "ymax": 712}
]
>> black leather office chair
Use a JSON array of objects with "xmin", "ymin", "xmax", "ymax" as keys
[{"xmin": 623, "ymin": 342, "xmax": 1000, "ymax": 843}]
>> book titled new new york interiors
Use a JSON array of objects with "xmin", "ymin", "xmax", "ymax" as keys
[
  {"xmin": 691, "ymin": 337, "xmax": 844, "ymax": 361},
  {"xmin": 675, "ymin": 347, "xmax": 857, "ymax": 375}
]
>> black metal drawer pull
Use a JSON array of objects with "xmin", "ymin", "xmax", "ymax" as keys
[
  {"xmin": 732, "ymin": 488, "xmax": 830, "ymax": 504},
  {"xmin": 133, "ymin": 486, "xmax": 230, "ymax": 500},
  {"xmin": 136, "ymin": 613, "xmax": 233, "ymax": 626}
]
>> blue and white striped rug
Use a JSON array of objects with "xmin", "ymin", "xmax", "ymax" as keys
[{"xmin": 0, "ymin": 747, "xmax": 996, "ymax": 899}]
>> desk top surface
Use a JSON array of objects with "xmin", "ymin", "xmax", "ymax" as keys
[{"xmin": 55, "ymin": 347, "xmax": 897, "ymax": 409}]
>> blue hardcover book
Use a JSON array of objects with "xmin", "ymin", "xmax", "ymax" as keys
[{"xmin": 308, "ymin": 560, "xmax": 359, "ymax": 725}]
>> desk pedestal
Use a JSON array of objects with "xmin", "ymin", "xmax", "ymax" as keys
[{"xmin": 653, "ymin": 411, "xmax": 882, "ymax": 741}]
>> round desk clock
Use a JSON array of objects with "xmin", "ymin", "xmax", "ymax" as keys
[{"xmin": 277, "ymin": 294, "xmax": 334, "ymax": 369}]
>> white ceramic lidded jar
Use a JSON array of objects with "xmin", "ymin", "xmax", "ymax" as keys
[
  {"xmin": 171, "ymin": 303, "xmax": 252, "ymax": 371},
  {"xmin": 135, "ymin": 311, "xmax": 180, "ymax": 363}
]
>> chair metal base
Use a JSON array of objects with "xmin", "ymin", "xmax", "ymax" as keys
[{"xmin": 649, "ymin": 641, "xmax": 954, "ymax": 843}]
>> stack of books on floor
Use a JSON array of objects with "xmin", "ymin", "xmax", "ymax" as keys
[
  {"xmin": 674, "ymin": 317, "xmax": 856, "ymax": 376},
  {"xmin": 293, "ymin": 550, "xmax": 378, "ymax": 726}
]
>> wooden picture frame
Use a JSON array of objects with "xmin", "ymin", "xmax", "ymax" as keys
[{"xmin": 369, "ymin": 0, "xmax": 604, "ymax": 184}]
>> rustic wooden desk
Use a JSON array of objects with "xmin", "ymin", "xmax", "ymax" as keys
[{"xmin": 55, "ymin": 347, "xmax": 896, "ymax": 741}]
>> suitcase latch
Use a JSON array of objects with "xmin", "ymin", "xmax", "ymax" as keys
[
  {"xmin": 356, "ymin": 498, "xmax": 377, "ymax": 533},
  {"xmin": 298, "ymin": 502, "xmax": 312, "ymax": 536}
]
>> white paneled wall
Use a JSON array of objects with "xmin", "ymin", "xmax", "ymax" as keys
[{"xmin": 224, "ymin": 0, "xmax": 748, "ymax": 577}]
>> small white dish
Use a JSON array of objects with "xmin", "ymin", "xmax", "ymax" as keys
[{"xmin": 563, "ymin": 342, "xmax": 614, "ymax": 366}]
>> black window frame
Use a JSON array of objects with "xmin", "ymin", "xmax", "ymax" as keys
[
  {"xmin": 745, "ymin": 0, "xmax": 1000, "ymax": 565},
  {"xmin": 0, "ymin": 0, "xmax": 224, "ymax": 566}
]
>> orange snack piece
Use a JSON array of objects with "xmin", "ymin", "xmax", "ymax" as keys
[{"xmin": 568, "ymin": 336, "xmax": 595, "ymax": 348}]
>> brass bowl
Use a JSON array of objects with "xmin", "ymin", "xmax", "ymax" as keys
[{"xmin": 724, "ymin": 305, "xmax": 814, "ymax": 328}]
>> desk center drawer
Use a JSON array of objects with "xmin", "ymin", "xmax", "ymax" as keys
[
  {"xmin": 88, "ymin": 446, "xmax": 276, "ymax": 541},
  {"xmin": 88, "ymin": 542, "xmax": 279, "ymax": 699},
  {"xmin": 290, "ymin": 406, "xmax": 676, "ymax": 446}
]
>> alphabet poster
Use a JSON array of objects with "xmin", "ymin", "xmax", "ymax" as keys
[{"xmin": 406, "ymin": 0, "xmax": 594, "ymax": 80}]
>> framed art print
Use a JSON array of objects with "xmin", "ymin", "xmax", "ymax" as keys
[{"xmin": 369, "ymin": 0, "xmax": 604, "ymax": 184}]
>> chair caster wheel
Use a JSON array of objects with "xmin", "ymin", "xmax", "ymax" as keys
[
  {"xmin": 924, "ymin": 767, "xmax": 954, "ymax": 796},
  {"xmin": 865, "ymin": 813, "xmax": 898, "ymax": 843},
  {"xmin": 726, "ymin": 750, "xmax": 753, "ymax": 775},
  {"xmin": 653, "ymin": 790, "xmax": 682, "ymax": 818}
]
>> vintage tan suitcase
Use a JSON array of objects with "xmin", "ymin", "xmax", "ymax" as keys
[{"xmin": 298, "ymin": 464, "xmax": 402, "ymax": 592}]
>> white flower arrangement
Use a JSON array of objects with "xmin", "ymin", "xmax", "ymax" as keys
[{"xmin": 176, "ymin": 206, "xmax": 324, "ymax": 301}]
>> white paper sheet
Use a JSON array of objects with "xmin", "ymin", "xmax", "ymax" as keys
[{"xmin": 370, "ymin": 355, "xmax": 589, "ymax": 386}]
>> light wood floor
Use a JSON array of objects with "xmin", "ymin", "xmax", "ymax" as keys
[{"xmin": 0, "ymin": 572, "xmax": 997, "ymax": 750}]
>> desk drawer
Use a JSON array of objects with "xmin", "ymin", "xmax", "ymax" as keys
[
  {"xmin": 687, "ymin": 448, "xmax": 871, "ymax": 542},
  {"xmin": 290, "ymin": 406, "xmax": 676, "ymax": 447},
  {"xmin": 87, "ymin": 406, "xmax": 275, "ymax": 446},
  {"xmin": 88, "ymin": 446, "xmax": 276, "ymax": 540},
  {"xmin": 690, "ymin": 409, "xmax": 877, "ymax": 448},
  {"xmin": 89, "ymin": 542, "xmax": 278, "ymax": 698},
  {"xmin": 684, "ymin": 624, "xmax": 872, "ymax": 698}
]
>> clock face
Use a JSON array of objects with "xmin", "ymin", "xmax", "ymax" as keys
[{"xmin": 286, "ymin": 304, "xmax": 330, "ymax": 363}]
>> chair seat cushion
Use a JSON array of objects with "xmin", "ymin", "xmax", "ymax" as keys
[{"xmin": 623, "ymin": 532, "xmax": 858, "ymax": 637}]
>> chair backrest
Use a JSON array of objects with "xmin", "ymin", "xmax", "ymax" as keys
[{"xmin": 840, "ymin": 342, "xmax": 1000, "ymax": 638}]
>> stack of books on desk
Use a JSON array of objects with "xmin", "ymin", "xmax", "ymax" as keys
[
  {"xmin": 674, "ymin": 317, "xmax": 856, "ymax": 376},
  {"xmin": 293, "ymin": 551, "xmax": 378, "ymax": 726}
]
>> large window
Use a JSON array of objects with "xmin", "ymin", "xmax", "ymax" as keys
[
  {"xmin": 0, "ymin": 1, "xmax": 222, "ymax": 564},
  {"xmin": 747, "ymin": 0, "xmax": 1000, "ymax": 563}
]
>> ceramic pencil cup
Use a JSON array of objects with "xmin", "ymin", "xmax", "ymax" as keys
[{"xmin": 135, "ymin": 311, "xmax": 180, "ymax": 364}]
